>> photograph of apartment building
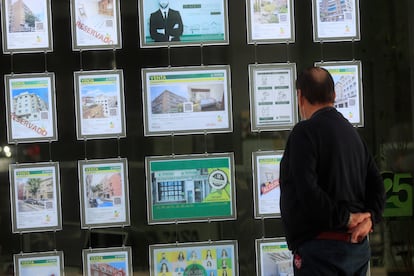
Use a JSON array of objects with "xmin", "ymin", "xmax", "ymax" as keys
[
  {"xmin": 7, "ymin": 0, "xmax": 45, "ymax": 32},
  {"xmin": 334, "ymin": 74, "xmax": 357, "ymax": 109},
  {"xmin": 82, "ymin": 94, "xmax": 118, "ymax": 119},
  {"xmin": 86, "ymin": 172, "xmax": 123, "ymax": 208},
  {"xmin": 318, "ymin": 0, "xmax": 353, "ymax": 22},
  {"xmin": 259, "ymin": 241, "xmax": 293, "ymax": 276},
  {"xmin": 261, "ymin": 249, "xmax": 293, "ymax": 276},
  {"xmin": 151, "ymin": 169, "xmax": 212, "ymax": 205},
  {"xmin": 12, "ymin": 91, "xmax": 48, "ymax": 121},
  {"xmin": 17, "ymin": 176, "xmax": 54, "ymax": 212},
  {"xmin": 151, "ymin": 84, "xmax": 225, "ymax": 114},
  {"xmin": 151, "ymin": 90, "xmax": 187, "ymax": 114},
  {"xmin": 252, "ymin": 0, "xmax": 288, "ymax": 24}
]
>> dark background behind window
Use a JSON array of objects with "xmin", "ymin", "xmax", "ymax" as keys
[{"xmin": 0, "ymin": 0, "xmax": 413, "ymax": 275}]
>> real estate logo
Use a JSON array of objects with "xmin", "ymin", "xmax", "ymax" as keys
[{"xmin": 208, "ymin": 170, "xmax": 227, "ymax": 190}]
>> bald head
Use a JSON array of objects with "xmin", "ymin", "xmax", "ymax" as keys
[{"xmin": 296, "ymin": 67, "xmax": 335, "ymax": 105}]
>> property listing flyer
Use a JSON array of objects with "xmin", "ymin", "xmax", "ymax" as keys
[
  {"xmin": 143, "ymin": 66, "xmax": 232, "ymax": 136},
  {"xmin": 146, "ymin": 153, "xmax": 235, "ymax": 224},
  {"xmin": 253, "ymin": 151, "xmax": 282, "ymax": 218},
  {"xmin": 10, "ymin": 163, "xmax": 61, "ymax": 232},
  {"xmin": 247, "ymin": 0, "xmax": 294, "ymax": 43},
  {"xmin": 72, "ymin": 0, "xmax": 121, "ymax": 49},
  {"xmin": 5, "ymin": 74, "xmax": 57, "ymax": 143},
  {"xmin": 256, "ymin": 239, "xmax": 293, "ymax": 276},
  {"xmin": 316, "ymin": 62, "xmax": 363, "ymax": 126},
  {"xmin": 249, "ymin": 64, "xmax": 296, "ymax": 131},
  {"xmin": 150, "ymin": 241, "xmax": 238, "ymax": 276},
  {"xmin": 75, "ymin": 70, "xmax": 125, "ymax": 139},
  {"xmin": 2, "ymin": 0, "xmax": 52, "ymax": 52},
  {"xmin": 140, "ymin": 0, "xmax": 228, "ymax": 47},
  {"xmin": 83, "ymin": 247, "xmax": 132, "ymax": 276},
  {"xmin": 79, "ymin": 159, "xmax": 129, "ymax": 228},
  {"xmin": 313, "ymin": 0, "xmax": 359, "ymax": 41},
  {"xmin": 15, "ymin": 251, "xmax": 64, "ymax": 276}
]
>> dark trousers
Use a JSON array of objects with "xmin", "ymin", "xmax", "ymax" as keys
[{"xmin": 293, "ymin": 238, "xmax": 370, "ymax": 276}]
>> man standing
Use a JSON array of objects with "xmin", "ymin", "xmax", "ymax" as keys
[
  {"xmin": 280, "ymin": 67, "xmax": 385, "ymax": 275},
  {"xmin": 150, "ymin": 0, "xmax": 183, "ymax": 42}
]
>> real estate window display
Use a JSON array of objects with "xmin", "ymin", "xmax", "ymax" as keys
[{"xmin": 0, "ymin": 0, "xmax": 413, "ymax": 275}]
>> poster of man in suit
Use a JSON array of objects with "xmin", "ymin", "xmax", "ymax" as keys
[
  {"xmin": 139, "ymin": 0, "xmax": 228, "ymax": 47},
  {"xmin": 150, "ymin": 0, "xmax": 184, "ymax": 42}
]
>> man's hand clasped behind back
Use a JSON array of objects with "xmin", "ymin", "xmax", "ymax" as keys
[{"xmin": 347, "ymin": 212, "xmax": 373, "ymax": 243}]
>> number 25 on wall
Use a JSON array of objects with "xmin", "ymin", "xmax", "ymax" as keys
[{"xmin": 381, "ymin": 172, "xmax": 413, "ymax": 217}]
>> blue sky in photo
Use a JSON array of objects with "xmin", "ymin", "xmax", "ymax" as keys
[
  {"xmin": 12, "ymin": 88, "xmax": 49, "ymax": 104},
  {"xmin": 20, "ymin": 0, "xmax": 46, "ymax": 17},
  {"xmin": 107, "ymin": 261, "xmax": 127, "ymax": 271},
  {"xmin": 81, "ymin": 84, "xmax": 117, "ymax": 97}
]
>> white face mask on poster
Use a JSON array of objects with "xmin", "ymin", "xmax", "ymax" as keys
[{"xmin": 159, "ymin": 0, "xmax": 169, "ymax": 9}]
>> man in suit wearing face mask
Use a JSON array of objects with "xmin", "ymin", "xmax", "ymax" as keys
[{"xmin": 150, "ymin": 0, "xmax": 183, "ymax": 42}]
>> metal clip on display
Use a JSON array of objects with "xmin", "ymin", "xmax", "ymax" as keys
[
  {"xmin": 286, "ymin": 41, "xmax": 291, "ymax": 64},
  {"xmin": 261, "ymin": 216, "xmax": 266, "ymax": 239},
  {"xmin": 15, "ymin": 142, "xmax": 19, "ymax": 164},
  {"xmin": 87, "ymin": 227, "xmax": 92, "ymax": 249},
  {"xmin": 257, "ymin": 129, "xmax": 262, "ymax": 152},
  {"xmin": 117, "ymin": 136, "xmax": 121, "ymax": 158},
  {"xmin": 83, "ymin": 137, "xmax": 88, "ymax": 161},
  {"xmin": 49, "ymin": 140, "xmax": 53, "ymax": 162},
  {"xmin": 320, "ymin": 40, "xmax": 324, "ymax": 63},
  {"xmin": 200, "ymin": 43, "xmax": 204, "ymax": 66},
  {"xmin": 208, "ymin": 218, "xmax": 213, "ymax": 243},
  {"xmin": 79, "ymin": 49, "xmax": 84, "ymax": 72},
  {"xmin": 44, "ymin": 51, "xmax": 48, "ymax": 73},
  {"xmin": 168, "ymin": 44, "xmax": 172, "ymax": 68},
  {"xmin": 254, "ymin": 42, "xmax": 258, "ymax": 65},
  {"xmin": 112, "ymin": 48, "xmax": 117, "ymax": 70},
  {"xmin": 53, "ymin": 230, "xmax": 57, "ymax": 251},
  {"xmin": 204, "ymin": 130, "xmax": 209, "ymax": 155},
  {"xmin": 10, "ymin": 52, "xmax": 14, "ymax": 75},
  {"xmin": 19, "ymin": 232, "xmax": 24, "ymax": 254},
  {"xmin": 352, "ymin": 38, "xmax": 356, "ymax": 61},
  {"xmin": 171, "ymin": 132, "xmax": 175, "ymax": 157},
  {"xmin": 175, "ymin": 220, "xmax": 179, "ymax": 243},
  {"xmin": 122, "ymin": 230, "xmax": 128, "ymax": 247}
]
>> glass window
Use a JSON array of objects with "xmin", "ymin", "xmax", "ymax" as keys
[{"xmin": 0, "ymin": 1, "xmax": 413, "ymax": 275}]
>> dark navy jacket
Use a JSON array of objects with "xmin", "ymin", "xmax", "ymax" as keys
[{"xmin": 280, "ymin": 107, "xmax": 385, "ymax": 250}]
